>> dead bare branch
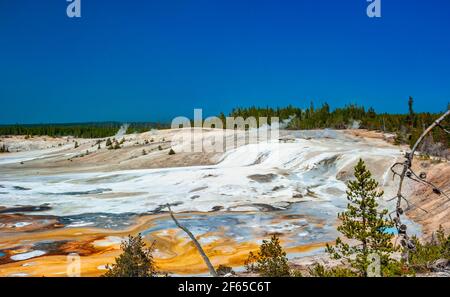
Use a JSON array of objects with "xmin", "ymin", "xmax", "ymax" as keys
[
  {"xmin": 436, "ymin": 123, "xmax": 450, "ymax": 134},
  {"xmin": 166, "ymin": 204, "xmax": 218, "ymax": 277},
  {"xmin": 390, "ymin": 109, "xmax": 450, "ymax": 260}
]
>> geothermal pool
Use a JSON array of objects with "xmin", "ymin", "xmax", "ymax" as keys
[{"xmin": 0, "ymin": 130, "xmax": 421, "ymax": 276}]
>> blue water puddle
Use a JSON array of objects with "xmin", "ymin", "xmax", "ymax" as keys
[
  {"xmin": 383, "ymin": 224, "xmax": 422, "ymax": 236},
  {"xmin": 381, "ymin": 227, "xmax": 398, "ymax": 235},
  {"xmin": 0, "ymin": 252, "xmax": 5, "ymax": 257}
]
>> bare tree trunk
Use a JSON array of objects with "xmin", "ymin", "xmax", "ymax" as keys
[
  {"xmin": 396, "ymin": 110, "xmax": 450, "ymax": 199},
  {"xmin": 166, "ymin": 204, "xmax": 218, "ymax": 277},
  {"xmin": 392, "ymin": 109, "xmax": 450, "ymax": 261}
]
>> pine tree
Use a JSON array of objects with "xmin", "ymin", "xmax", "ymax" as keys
[
  {"xmin": 0, "ymin": 144, "xmax": 8, "ymax": 153},
  {"xmin": 245, "ymin": 234, "xmax": 290, "ymax": 277},
  {"xmin": 407, "ymin": 96, "xmax": 415, "ymax": 128},
  {"xmin": 326, "ymin": 159, "xmax": 397, "ymax": 276},
  {"xmin": 104, "ymin": 234, "xmax": 157, "ymax": 277}
]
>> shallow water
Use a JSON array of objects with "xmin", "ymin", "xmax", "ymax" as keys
[{"xmin": 141, "ymin": 201, "xmax": 342, "ymax": 247}]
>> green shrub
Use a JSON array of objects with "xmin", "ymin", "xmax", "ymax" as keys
[
  {"xmin": 408, "ymin": 225, "xmax": 449, "ymax": 273},
  {"xmin": 104, "ymin": 234, "xmax": 157, "ymax": 277},
  {"xmin": 0, "ymin": 144, "xmax": 9, "ymax": 153},
  {"xmin": 245, "ymin": 235, "xmax": 290, "ymax": 277},
  {"xmin": 216, "ymin": 265, "xmax": 235, "ymax": 276}
]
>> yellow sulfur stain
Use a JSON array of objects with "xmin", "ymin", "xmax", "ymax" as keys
[{"xmin": 0, "ymin": 212, "xmax": 328, "ymax": 276}]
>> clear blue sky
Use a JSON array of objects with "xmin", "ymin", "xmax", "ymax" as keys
[{"xmin": 1, "ymin": 0, "xmax": 449, "ymax": 124}]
